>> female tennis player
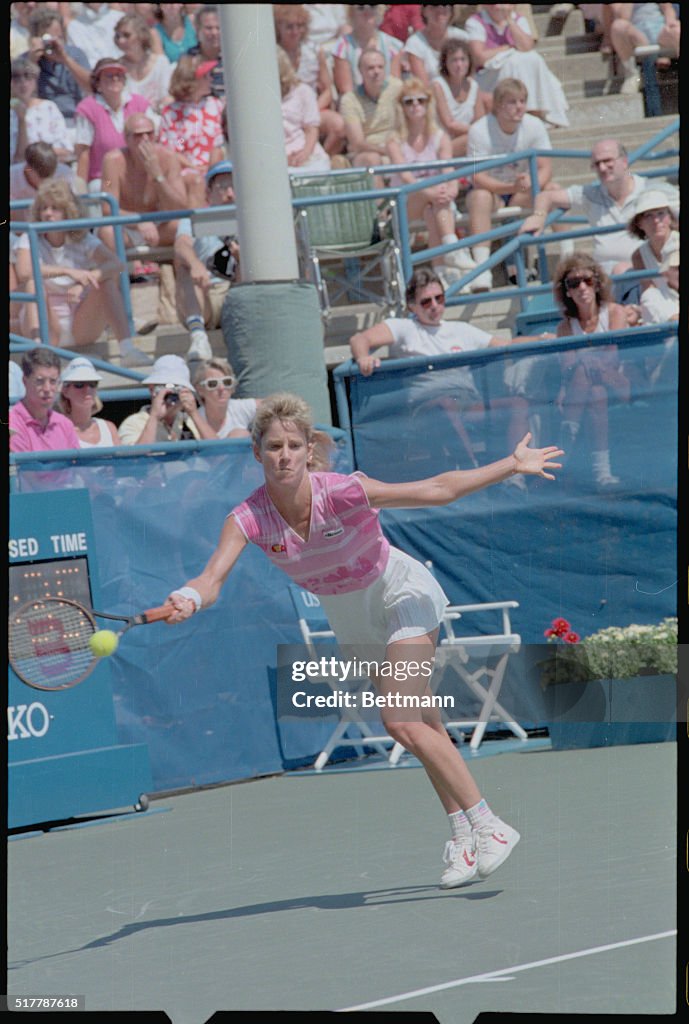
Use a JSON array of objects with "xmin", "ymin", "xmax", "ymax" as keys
[{"xmin": 166, "ymin": 392, "xmax": 564, "ymax": 888}]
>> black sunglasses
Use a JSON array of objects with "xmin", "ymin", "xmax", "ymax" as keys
[
  {"xmin": 417, "ymin": 292, "xmax": 446, "ymax": 309},
  {"xmin": 564, "ymin": 274, "xmax": 597, "ymax": 290},
  {"xmin": 70, "ymin": 381, "xmax": 99, "ymax": 389}
]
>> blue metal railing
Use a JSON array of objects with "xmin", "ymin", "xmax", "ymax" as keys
[{"xmin": 10, "ymin": 118, "xmax": 678, "ymax": 391}]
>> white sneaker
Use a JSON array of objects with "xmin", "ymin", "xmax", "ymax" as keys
[
  {"xmin": 620, "ymin": 73, "xmax": 640, "ymax": 94},
  {"xmin": 444, "ymin": 247, "xmax": 477, "ymax": 272},
  {"xmin": 440, "ymin": 835, "xmax": 478, "ymax": 888},
  {"xmin": 186, "ymin": 328, "xmax": 213, "ymax": 362},
  {"xmin": 120, "ymin": 345, "xmax": 154, "ymax": 367},
  {"xmin": 474, "ymin": 818, "xmax": 520, "ymax": 878},
  {"xmin": 469, "ymin": 268, "xmax": 493, "ymax": 292}
]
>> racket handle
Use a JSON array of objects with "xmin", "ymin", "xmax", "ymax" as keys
[{"xmin": 140, "ymin": 605, "xmax": 175, "ymax": 624}]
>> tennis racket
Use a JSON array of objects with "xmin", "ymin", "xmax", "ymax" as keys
[{"xmin": 8, "ymin": 597, "xmax": 173, "ymax": 692}]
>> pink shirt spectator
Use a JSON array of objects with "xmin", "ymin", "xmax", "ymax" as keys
[
  {"xmin": 74, "ymin": 92, "xmax": 151, "ymax": 182},
  {"xmin": 231, "ymin": 472, "xmax": 390, "ymax": 595},
  {"xmin": 10, "ymin": 401, "xmax": 81, "ymax": 453}
]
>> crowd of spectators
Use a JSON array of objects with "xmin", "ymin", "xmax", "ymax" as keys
[{"xmin": 8, "ymin": 3, "xmax": 680, "ymax": 477}]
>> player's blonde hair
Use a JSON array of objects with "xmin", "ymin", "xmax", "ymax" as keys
[{"xmin": 251, "ymin": 392, "xmax": 314, "ymax": 447}]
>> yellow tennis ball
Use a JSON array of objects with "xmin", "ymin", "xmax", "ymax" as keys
[{"xmin": 89, "ymin": 629, "xmax": 119, "ymax": 657}]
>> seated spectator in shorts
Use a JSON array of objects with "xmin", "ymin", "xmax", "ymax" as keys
[
  {"xmin": 403, "ymin": 4, "xmax": 469, "ymax": 86},
  {"xmin": 274, "ymin": 5, "xmax": 346, "ymax": 158},
  {"xmin": 349, "ymin": 266, "xmax": 549, "ymax": 476},
  {"xmin": 10, "ymin": 141, "xmax": 75, "ymax": 207},
  {"xmin": 28, "ymin": 7, "xmax": 91, "ymax": 144},
  {"xmin": 66, "ymin": 2, "xmax": 125, "ymax": 69},
  {"xmin": 10, "ymin": 55, "xmax": 73, "ymax": 164},
  {"xmin": 9, "ymin": 347, "xmax": 81, "ymax": 453},
  {"xmin": 192, "ymin": 358, "xmax": 263, "ymax": 439},
  {"xmin": 173, "ymin": 160, "xmax": 240, "ymax": 363},
  {"xmin": 464, "ymin": 4, "xmax": 570, "ymax": 126},
  {"xmin": 608, "ymin": 2, "xmax": 680, "ymax": 93},
  {"xmin": 158, "ymin": 54, "xmax": 224, "ymax": 208},
  {"xmin": 519, "ymin": 138, "xmax": 679, "ymax": 280},
  {"xmin": 99, "ymin": 112, "xmax": 188, "ymax": 252},
  {"xmin": 339, "ymin": 48, "xmax": 403, "ymax": 170},
  {"xmin": 277, "ymin": 46, "xmax": 332, "ymax": 175},
  {"xmin": 553, "ymin": 254, "xmax": 630, "ymax": 488},
  {"xmin": 118, "ymin": 354, "xmax": 213, "ymax": 444},
  {"xmin": 74, "ymin": 57, "xmax": 153, "ymax": 193},
  {"xmin": 57, "ymin": 356, "xmax": 122, "ymax": 448},
  {"xmin": 386, "ymin": 77, "xmax": 476, "ymax": 282},
  {"xmin": 466, "ymin": 77, "xmax": 562, "ymax": 291},
  {"xmin": 333, "ymin": 3, "xmax": 403, "ymax": 95},
  {"xmin": 14, "ymin": 179, "xmax": 152, "ymax": 366},
  {"xmin": 185, "ymin": 5, "xmax": 225, "ymax": 99}
]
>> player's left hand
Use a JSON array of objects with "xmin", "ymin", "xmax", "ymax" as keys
[{"xmin": 513, "ymin": 432, "xmax": 564, "ymax": 480}]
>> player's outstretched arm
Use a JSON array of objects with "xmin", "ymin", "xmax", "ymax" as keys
[
  {"xmin": 165, "ymin": 516, "xmax": 248, "ymax": 622},
  {"xmin": 361, "ymin": 433, "xmax": 564, "ymax": 509}
]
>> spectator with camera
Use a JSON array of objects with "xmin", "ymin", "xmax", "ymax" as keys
[
  {"xmin": 118, "ymin": 354, "xmax": 215, "ymax": 444},
  {"xmin": 27, "ymin": 7, "xmax": 91, "ymax": 147},
  {"xmin": 173, "ymin": 160, "xmax": 240, "ymax": 364}
]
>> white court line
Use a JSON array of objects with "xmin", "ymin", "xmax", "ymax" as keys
[{"xmin": 338, "ymin": 930, "xmax": 676, "ymax": 1012}]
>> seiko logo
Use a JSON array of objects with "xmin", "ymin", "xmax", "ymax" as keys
[{"xmin": 7, "ymin": 703, "xmax": 51, "ymax": 741}]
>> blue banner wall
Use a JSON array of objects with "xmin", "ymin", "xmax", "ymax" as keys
[
  {"xmin": 12, "ymin": 434, "xmax": 354, "ymax": 791},
  {"xmin": 12, "ymin": 325, "xmax": 677, "ymax": 791}
]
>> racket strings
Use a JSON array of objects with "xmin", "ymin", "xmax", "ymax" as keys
[{"xmin": 9, "ymin": 599, "xmax": 97, "ymax": 690}]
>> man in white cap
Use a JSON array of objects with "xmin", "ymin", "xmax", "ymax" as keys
[
  {"xmin": 117, "ymin": 354, "xmax": 216, "ymax": 444},
  {"xmin": 173, "ymin": 160, "xmax": 240, "ymax": 364}
]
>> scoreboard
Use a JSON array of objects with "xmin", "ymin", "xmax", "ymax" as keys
[{"xmin": 8, "ymin": 489, "xmax": 152, "ymax": 828}]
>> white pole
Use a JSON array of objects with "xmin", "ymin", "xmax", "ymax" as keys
[{"xmin": 218, "ymin": 4, "xmax": 300, "ymax": 281}]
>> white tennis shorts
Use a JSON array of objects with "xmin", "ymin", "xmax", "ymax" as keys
[{"xmin": 318, "ymin": 546, "xmax": 448, "ymax": 659}]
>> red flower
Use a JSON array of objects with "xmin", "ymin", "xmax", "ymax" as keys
[
  {"xmin": 544, "ymin": 628, "xmax": 556, "ymax": 638},
  {"xmin": 564, "ymin": 632, "xmax": 580, "ymax": 644},
  {"xmin": 552, "ymin": 617, "xmax": 570, "ymax": 637}
]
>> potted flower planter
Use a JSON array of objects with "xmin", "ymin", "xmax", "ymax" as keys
[{"xmin": 546, "ymin": 673, "xmax": 676, "ymax": 750}]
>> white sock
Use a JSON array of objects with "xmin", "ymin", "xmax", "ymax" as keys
[
  {"xmin": 442, "ymin": 233, "xmax": 459, "ymax": 246},
  {"xmin": 448, "ymin": 810, "xmax": 471, "ymax": 841},
  {"xmin": 621, "ymin": 55, "xmax": 637, "ymax": 77},
  {"xmin": 465, "ymin": 798, "xmax": 497, "ymax": 829},
  {"xmin": 562, "ymin": 420, "xmax": 580, "ymax": 440},
  {"xmin": 186, "ymin": 315, "xmax": 205, "ymax": 331},
  {"xmin": 592, "ymin": 449, "xmax": 613, "ymax": 480},
  {"xmin": 472, "ymin": 245, "xmax": 491, "ymax": 264}
]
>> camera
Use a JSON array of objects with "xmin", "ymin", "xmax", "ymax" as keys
[
  {"xmin": 206, "ymin": 237, "xmax": 237, "ymax": 281},
  {"xmin": 155, "ymin": 383, "xmax": 181, "ymax": 407},
  {"xmin": 42, "ymin": 34, "xmax": 55, "ymax": 55}
]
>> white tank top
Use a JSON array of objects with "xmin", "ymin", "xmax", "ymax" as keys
[
  {"xmin": 78, "ymin": 418, "xmax": 115, "ymax": 449},
  {"xmin": 569, "ymin": 302, "xmax": 610, "ymax": 335}
]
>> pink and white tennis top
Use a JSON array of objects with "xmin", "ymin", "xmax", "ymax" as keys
[{"xmin": 230, "ymin": 472, "xmax": 390, "ymax": 595}]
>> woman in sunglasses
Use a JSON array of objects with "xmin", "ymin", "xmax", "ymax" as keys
[
  {"xmin": 192, "ymin": 358, "xmax": 263, "ymax": 439},
  {"xmin": 165, "ymin": 390, "xmax": 563, "ymax": 890},
  {"xmin": 57, "ymin": 356, "xmax": 122, "ymax": 448},
  {"xmin": 387, "ymin": 79, "xmax": 476, "ymax": 278},
  {"xmin": 553, "ymin": 255, "xmax": 630, "ymax": 488}
]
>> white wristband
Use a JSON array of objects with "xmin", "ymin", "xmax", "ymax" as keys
[{"xmin": 172, "ymin": 586, "xmax": 202, "ymax": 612}]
